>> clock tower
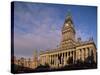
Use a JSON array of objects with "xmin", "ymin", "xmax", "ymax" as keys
[{"xmin": 60, "ymin": 11, "xmax": 76, "ymax": 49}]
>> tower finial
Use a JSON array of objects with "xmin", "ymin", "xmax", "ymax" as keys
[
  {"xmin": 65, "ymin": 9, "xmax": 73, "ymax": 24},
  {"xmin": 66, "ymin": 9, "xmax": 72, "ymax": 18}
]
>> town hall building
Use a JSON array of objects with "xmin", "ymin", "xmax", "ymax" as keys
[{"xmin": 39, "ymin": 11, "xmax": 97, "ymax": 68}]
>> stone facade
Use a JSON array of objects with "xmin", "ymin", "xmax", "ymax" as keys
[{"xmin": 39, "ymin": 12, "xmax": 97, "ymax": 68}]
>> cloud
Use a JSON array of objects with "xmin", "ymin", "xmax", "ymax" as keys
[
  {"xmin": 14, "ymin": 26, "xmax": 61, "ymax": 58},
  {"xmin": 14, "ymin": 5, "xmax": 62, "ymax": 57}
]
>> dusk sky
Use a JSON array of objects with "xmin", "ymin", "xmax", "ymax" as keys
[{"xmin": 14, "ymin": 2, "xmax": 97, "ymax": 58}]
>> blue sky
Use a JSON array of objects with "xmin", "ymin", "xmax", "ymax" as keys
[{"xmin": 14, "ymin": 2, "xmax": 97, "ymax": 58}]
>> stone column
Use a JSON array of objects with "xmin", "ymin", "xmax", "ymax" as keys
[
  {"xmin": 49, "ymin": 55, "xmax": 51, "ymax": 65},
  {"xmin": 66, "ymin": 52, "xmax": 69, "ymax": 64},
  {"xmin": 47, "ymin": 56, "xmax": 49, "ymax": 64},
  {"xmin": 56, "ymin": 54, "xmax": 58, "ymax": 67},
  {"xmin": 80, "ymin": 49, "xmax": 82, "ymax": 61},
  {"xmin": 54, "ymin": 55, "xmax": 55, "ymax": 66},
  {"xmin": 81, "ymin": 49, "xmax": 84, "ymax": 62},
  {"xmin": 46, "ymin": 56, "xmax": 47, "ymax": 64},
  {"xmin": 85, "ymin": 48, "xmax": 89, "ymax": 59},
  {"xmin": 61, "ymin": 53, "xmax": 62, "ymax": 67},
  {"xmin": 92, "ymin": 47, "xmax": 96, "ymax": 63},
  {"xmin": 53, "ymin": 55, "xmax": 54, "ymax": 66},
  {"xmin": 45, "ymin": 56, "xmax": 46, "ymax": 64},
  {"xmin": 76, "ymin": 50, "xmax": 79, "ymax": 60},
  {"xmin": 52, "ymin": 55, "xmax": 54, "ymax": 66},
  {"xmin": 55, "ymin": 54, "xmax": 57, "ymax": 67},
  {"xmin": 73, "ymin": 51, "xmax": 74, "ymax": 64},
  {"xmin": 88, "ymin": 48, "xmax": 90, "ymax": 57},
  {"xmin": 78, "ymin": 49, "xmax": 81, "ymax": 60},
  {"xmin": 62, "ymin": 53, "xmax": 63, "ymax": 66},
  {"xmin": 57, "ymin": 54, "xmax": 59, "ymax": 68},
  {"xmin": 88, "ymin": 47, "xmax": 90, "ymax": 57},
  {"xmin": 44, "ymin": 56, "xmax": 46, "ymax": 64},
  {"xmin": 56, "ymin": 53, "xmax": 58, "ymax": 68},
  {"xmin": 48, "ymin": 55, "xmax": 50, "ymax": 65},
  {"xmin": 57, "ymin": 54, "xmax": 59, "ymax": 67},
  {"xmin": 54, "ymin": 55, "xmax": 55, "ymax": 67},
  {"xmin": 51, "ymin": 55, "xmax": 53, "ymax": 65},
  {"xmin": 83, "ymin": 49, "xmax": 85, "ymax": 62},
  {"xmin": 74, "ymin": 51, "xmax": 76, "ymax": 63},
  {"xmin": 53, "ymin": 55, "xmax": 55, "ymax": 66},
  {"xmin": 60, "ymin": 53, "xmax": 62, "ymax": 67},
  {"xmin": 43, "ymin": 56, "xmax": 44, "ymax": 65},
  {"xmin": 70, "ymin": 51, "xmax": 72, "ymax": 57},
  {"xmin": 64, "ymin": 52, "xmax": 66, "ymax": 65},
  {"xmin": 62, "ymin": 53, "xmax": 64, "ymax": 66}
]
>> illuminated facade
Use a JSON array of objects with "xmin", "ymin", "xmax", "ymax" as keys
[{"xmin": 39, "ymin": 12, "xmax": 97, "ymax": 68}]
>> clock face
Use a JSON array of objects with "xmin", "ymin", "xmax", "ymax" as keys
[{"xmin": 65, "ymin": 23, "xmax": 69, "ymax": 27}]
